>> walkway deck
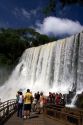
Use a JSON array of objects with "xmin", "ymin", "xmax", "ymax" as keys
[{"xmin": 4, "ymin": 112, "xmax": 63, "ymax": 125}]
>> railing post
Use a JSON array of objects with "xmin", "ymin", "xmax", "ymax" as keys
[
  {"xmin": 3, "ymin": 103, "xmax": 5, "ymax": 117},
  {"xmin": 6, "ymin": 101, "xmax": 9, "ymax": 116},
  {"xmin": 0, "ymin": 99, "xmax": 17, "ymax": 124}
]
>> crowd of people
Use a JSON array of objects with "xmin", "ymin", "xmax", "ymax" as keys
[
  {"xmin": 16, "ymin": 89, "xmax": 45, "ymax": 119},
  {"xmin": 47, "ymin": 92, "xmax": 66, "ymax": 106},
  {"xmin": 16, "ymin": 89, "xmax": 66, "ymax": 119}
]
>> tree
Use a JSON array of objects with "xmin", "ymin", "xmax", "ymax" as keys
[{"xmin": 0, "ymin": 28, "xmax": 56, "ymax": 65}]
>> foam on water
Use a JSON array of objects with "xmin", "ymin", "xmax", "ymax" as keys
[{"xmin": 0, "ymin": 32, "xmax": 83, "ymax": 102}]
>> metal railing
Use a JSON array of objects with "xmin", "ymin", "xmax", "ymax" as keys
[
  {"xmin": 44, "ymin": 104, "xmax": 83, "ymax": 125},
  {"xmin": 0, "ymin": 99, "xmax": 17, "ymax": 124}
]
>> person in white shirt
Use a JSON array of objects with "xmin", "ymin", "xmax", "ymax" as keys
[{"xmin": 17, "ymin": 91, "xmax": 24, "ymax": 118}]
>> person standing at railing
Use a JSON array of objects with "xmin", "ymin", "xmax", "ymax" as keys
[
  {"xmin": 16, "ymin": 91, "xmax": 19, "ymax": 103},
  {"xmin": 32, "ymin": 93, "xmax": 37, "ymax": 112},
  {"xmin": 23, "ymin": 89, "xmax": 33, "ymax": 119},
  {"xmin": 55, "ymin": 93, "xmax": 61, "ymax": 105},
  {"xmin": 17, "ymin": 91, "xmax": 24, "ymax": 118},
  {"xmin": 38, "ymin": 92, "xmax": 45, "ymax": 114}
]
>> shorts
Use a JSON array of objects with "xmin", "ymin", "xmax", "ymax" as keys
[{"xmin": 24, "ymin": 104, "xmax": 31, "ymax": 111}]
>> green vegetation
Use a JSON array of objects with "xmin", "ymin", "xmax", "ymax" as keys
[{"xmin": 0, "ymin": 28, "xmax": 56, "ymax": 66}]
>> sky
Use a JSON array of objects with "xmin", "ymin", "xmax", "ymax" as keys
[{"xmin": 0, "ymin": 0, "xmax": 83, "ymax": 37}]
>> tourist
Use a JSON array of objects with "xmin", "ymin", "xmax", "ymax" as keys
[
  {"xmin": 60, "ymin": 94, "xmax": 65, "ymax": 106},
  {"xmin": 16, "ymin": 91, "xmax": 19, "ymax": 103},
  {"xmin": 39, "ymin": 92, "xmax": 45, "ymax": 113},
  {"xmin": 23, "ymin": 89, "xmax": 33, "ymax": 119},
  {"xmin": 55, "ymin": 93, "xmax": 61, "ymax": 105},
  {"xmin": 17, "ymin": 91, "xmax": 24, "ymax": 118},
  {"xmin": 32, "ymin": 93, "xmax": 37, "ymax": 112},
  {"xmin": 36, "ymin": 91, "xmax": 40, "ymax": 102}
]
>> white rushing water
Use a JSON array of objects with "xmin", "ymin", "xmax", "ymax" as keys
[{"xmin": 0, "ymin": 32, "xmax": 83, "ymax": 101}]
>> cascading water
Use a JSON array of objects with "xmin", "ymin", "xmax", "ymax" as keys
[{"xmin": 0, "ymin": 32, "xmax": 83, "ymax": 101}]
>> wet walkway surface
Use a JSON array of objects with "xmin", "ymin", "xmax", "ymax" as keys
[{"xmin": 4, "ymin": 112, "xmax": 63, "ymax": 125}]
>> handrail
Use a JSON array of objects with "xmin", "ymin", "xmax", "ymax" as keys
[
  {"xmin": 0, "ymin": 99, "xmax": 17, "ymax": 124},
  {"xmin": 44, "ymin": 104, "xmax": 83, "ymax": 125}
]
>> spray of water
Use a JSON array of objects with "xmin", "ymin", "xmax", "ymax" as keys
[{"xmin": 0, "ymin": 32, "xmax": 83, "ymax": 102}]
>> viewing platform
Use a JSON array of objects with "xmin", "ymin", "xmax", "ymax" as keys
[
  {"xmin": 5, "ymin": 112, "xmax": 60, "ymax": 125},
  {"xmin": 0, "ymin": 99, "xmax": 83, "ymax": 125}
]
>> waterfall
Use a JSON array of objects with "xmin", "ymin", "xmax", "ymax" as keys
[{"xmin": 0, "ymin": 32, "xmax": 83, "ymax": 101}]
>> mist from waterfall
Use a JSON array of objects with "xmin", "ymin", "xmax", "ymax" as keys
[{"xmin": 0, "ymin": 32, "xmax": 83, "ymax": 101}]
